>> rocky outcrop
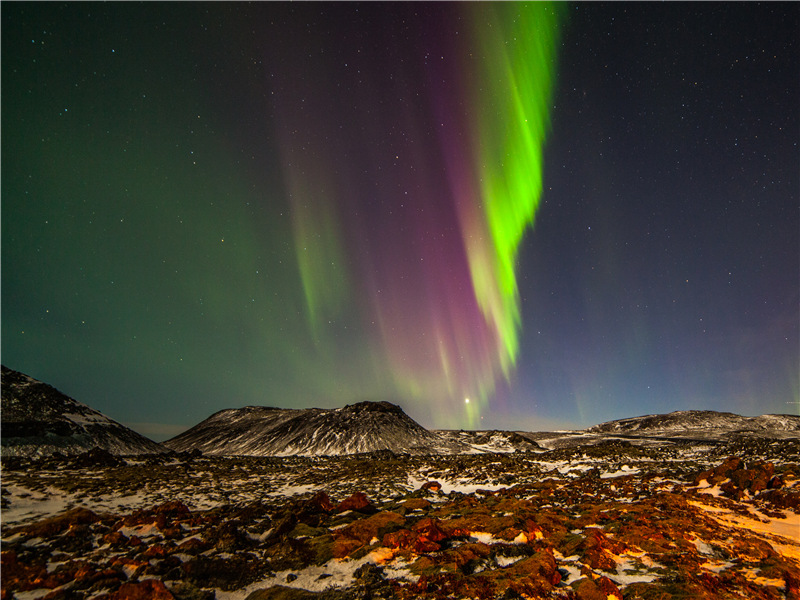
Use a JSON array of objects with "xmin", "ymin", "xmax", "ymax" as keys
[{"xmin": 692, "ymin": 456, "xmax": 791, "ymax": 502}]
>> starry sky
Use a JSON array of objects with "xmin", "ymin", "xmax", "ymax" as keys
[{"xmin": 3, "ymin": 3, "xmax": 798, "ymax": 440}]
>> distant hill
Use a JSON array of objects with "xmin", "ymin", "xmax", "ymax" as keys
[
  {"xmin": 586, "ymin": 410, "xmax": 800, "ymax": 436},
  {"xmin": 1, "ymin": 366, "xmax": 165, "ymax": 458},
  {"xmin": 163, "ymin": 400, "xmax": 475, "ymax": 456},
  {"xmin": 435, "ymin": 429, "xmax": 542, "ymax": 453}
]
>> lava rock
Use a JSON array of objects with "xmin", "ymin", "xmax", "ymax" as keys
[
  {"xmin": 94, "ymin": 580, "xmax": 175, "ymax": 600},
  {"xmin": 336, "ymin": 492, "xmax": 376, "ymax": 514},
  {"xmin": 167, "ymin": 581, "xmax": 216, "ymax": 600}
]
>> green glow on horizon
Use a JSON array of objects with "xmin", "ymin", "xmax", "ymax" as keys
[{"xmin": 469, "ymin": 2, "xmax": 563, "ymax": 379}]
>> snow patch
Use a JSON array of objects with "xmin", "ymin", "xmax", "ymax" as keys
[
  {"xmin": 213, "ymin": 553, "xmax": 385, "ymax": 600},
  {"xmin": 689, "ymin": 499, "xmax": 800, "ymax": 559},
  {"xmin": 600, "ymin": 465, "xmax": 641, "ymax": 479}
]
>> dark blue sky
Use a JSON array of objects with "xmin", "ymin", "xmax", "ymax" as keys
[{"xmin": 514, "ymin": 3, "xmax": 798, "ymax": 427}]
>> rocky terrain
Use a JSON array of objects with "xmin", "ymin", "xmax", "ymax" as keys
[
  {"xmin": 1, "ymin": 366, "xmax": 165, "ymax": 458},
  {"xmin": 2, "ymin": 437, "xmax": 799, "ymax": 600}
]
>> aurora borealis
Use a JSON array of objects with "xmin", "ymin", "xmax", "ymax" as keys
[
  {"xmin": 277, "ymin": 3, "xmax": 564, "ymax": 425},
  {"xmin": 3, "ymin": 3, "xmax": 798, "ymax": 439}
]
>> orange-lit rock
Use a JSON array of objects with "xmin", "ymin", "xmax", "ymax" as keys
[
  {"xmin": 331, "ymin": 537, "xmax": 362, "ymax": 559},
  {"xmin": 411, "ymin": 517, "xmax": 449, "ymax": 542},
  {"xmin": 402, "ymin": 497, "xmax": 431, "ymax": 511},
  {"xmin": 345, "ymin": 510, "xmax": 404, "ymax": 543},
  {"xmin": 94, "ymin": 579, "xmax": 175, "ymax": 600},
  {"xmin": 3, "ymin": 450, "xmax": 798, "ymax": 600},
  {"xmin": 11, "ymin": 507, "xmax": 102, "ymax": 539},
  {"xmin": 597, "ymin": 575, "xmax": 623, "ymax": 600}
]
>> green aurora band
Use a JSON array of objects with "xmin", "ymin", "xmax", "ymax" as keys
[
  {"xmin": 455, "ymin": 2, "xmax": 564, "ymax": 425},
  {"xmin": 468, "ymin": 2, "xmax": 564, "ymax": 378}
]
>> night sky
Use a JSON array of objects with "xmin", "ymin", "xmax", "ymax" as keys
[{"xmin": 3, "ymin": 3, "xmax": 798, "ymax": 440}]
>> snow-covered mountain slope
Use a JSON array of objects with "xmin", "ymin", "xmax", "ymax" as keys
[
  {"xmin": 586, "ymin": 410, "xmax": 800, "ymax": 435},
  {"xmin": 166, "ymin": 402, "xmax": 800, "ymax": 458},
  {"xmin": 1, "ymin": 366, "xmax": 165, "ymax": 458},
  {"xmin": 434, "ymin": 430, "xmax": 543, "ymax": 453},
  {"xmin": 164, "ymin": 401, "xmax": 473, "ymax": 456}
]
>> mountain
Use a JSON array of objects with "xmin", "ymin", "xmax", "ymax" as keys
[
  {"xmin": 165, "ymin": 403, "xmax": 800, "ymax": 457},
  {"xmin": 6, "ymin": 363, "xmax": 795, "ymax": 460},
  {"xmin": 1, "ymin": 366, "xmax": 165, "ymax": 458},
  {"xmin": 586, "ymin": 410, "xmax": 800, "ymax": 437},
  {"xmin": 164, "ymin": 401, "xmax": 473, "ymax": 456}
]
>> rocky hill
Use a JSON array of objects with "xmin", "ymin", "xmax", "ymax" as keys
[
  {"xmin": 587, "ymin": 410, "xmax": 800, "ymax": 437},
  {"xmin": 166, "ymin": 404, "xmax": 800, "ymax": 457},
  {"xmin": 164, "ymin": 401, "xmax": 472, "ymax": 456},
  {"xmin": 434, "ymin": 430, "xmax": 542, "ymax": 453},
  {"xmin": 5, "ymin": 364, "xmax": 797, "ymax": 461},
  {"xmin": 1, "ymin": 366, "xmax": 165, "ymax": 458}
]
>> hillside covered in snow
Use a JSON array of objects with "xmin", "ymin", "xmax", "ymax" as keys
[
  {"xmin": 163, "ymin": 401, "xmax": 475, "ymax": 456},
  {"xmin": 586, "ymin": 410, "xmax": 800, "ymax": 437},
  {"xmin": 1, "ymin": 366, "xmax": 165, "ymax": 458}
]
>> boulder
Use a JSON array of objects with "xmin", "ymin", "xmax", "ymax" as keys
[
  {"xmin": 94, "ymin": 580, "xmax": 175, "ymax": 600},
  {"xmin": 335, "ymin": 491, "xmax": 375, "ymax": 514}
]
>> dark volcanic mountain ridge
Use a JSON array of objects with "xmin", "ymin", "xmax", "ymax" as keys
[
  {"xmin": 1, "ymin": 365, "xmax": 165, "ymax": 457},
  {"xmin": 164, "ymin": 400, "xmax": 472, "ymax": 456},
  {"xmin": 4, "ymin": 365, "xmax": 799, "ymax": 460},
  {"xmin": 166, "ymin": 403, "xmax": 800, "ymax": 457}
]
